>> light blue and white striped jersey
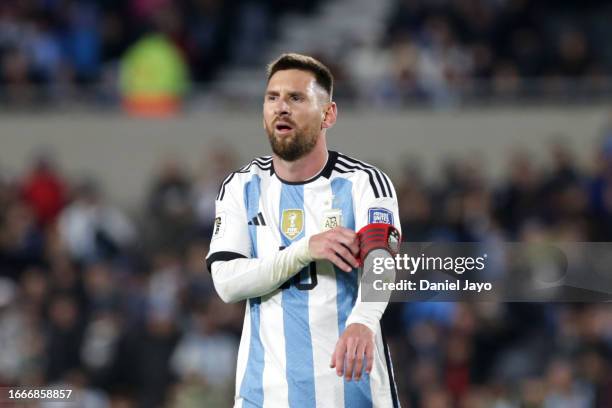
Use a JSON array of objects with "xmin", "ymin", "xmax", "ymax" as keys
[{"xmin": 207, "ymin": 151, "xmax": 401, "ymax": 408}]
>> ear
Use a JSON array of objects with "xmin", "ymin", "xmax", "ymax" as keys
[{"xmin": 321, "ymin": 102, "xmax": 337, "ymax": 130}]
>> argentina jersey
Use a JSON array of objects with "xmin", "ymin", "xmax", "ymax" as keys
[{"xmin": 206, "ymin": 151, "xmax": 401, "ymax": 408}]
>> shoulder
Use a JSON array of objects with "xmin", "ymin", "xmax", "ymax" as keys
[
  {"xmin": 331, "ymin": 152, "xmax": 395, "ymax": 199},
  {"xmin": 216, "ymin": 155, "xmax": 273, "ymax": 201}
]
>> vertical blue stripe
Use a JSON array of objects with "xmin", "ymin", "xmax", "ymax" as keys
[
  {"xmin": 240, "ymin": 175, "xmax": 265, "ymax": 407},
  {"xmin": 331, "ymin": 178, "xmax": 373, "ymax": 408},
  {"xmin": 279, "ymin": 184, "xmax": 316, "ymax": 407}
]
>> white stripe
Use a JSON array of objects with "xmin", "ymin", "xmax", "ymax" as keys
[
  {"xmin": 305, "ymin": 181, "xmax": 344, "ymax": 408},
  {"xmin": 217, "ymin": 172, "xmax": 235, "ymax": 199},
  {"xmin": 253, "ymin": 156, "xmax": 272, "ymax": 165},
  {"xmin": 371, "ymin": 325, "xmax": 394, "ymax": 408},
  {"xmin": 337, "ymin": 155, "xmax": 390, "ymax": 198},
  {"xmin": 336, "ymin": 157, "xmax": 385, "ymax": 198},
  {"xmin": 381, "ymin": 172, "xmax": 394, "ymax": 198},
  {"xmin": 264, "ymin": 176, "xmax": 282, "ymax": 244},
  {"xmin": 342, "ymin": 156, "xmax": 388, "ymax": 197},
  {"xmin": 219, "ymin": 157, "xmax": 273, "ymax": 199},
  {"xmin": 334, "ymin": 162, "xmax": 354, "ymax": 173},
  {"xmin": 260, "ymin": 291, "xmax": 289, "ymax": 407},
  {"xmin": 259, "ymin": 177, "xmax": 289, "ymax": 407}
]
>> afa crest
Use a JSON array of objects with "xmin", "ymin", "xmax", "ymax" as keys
[
  {"xmin": 281, "ymin": 209, "xmax": 304, "ymax": 240},
  {"xmin": 322, "ymin": 209, "xmax": 342, "ymax": 231}
]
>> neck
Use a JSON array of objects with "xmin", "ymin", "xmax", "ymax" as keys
[{"xmin": 273, "ymin": 137, "xmax": 328, "ymax": 182}]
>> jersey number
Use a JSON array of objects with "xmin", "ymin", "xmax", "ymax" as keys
[{"xmin": 278, "ymin": 246, "xmax": 318, "ymax": 291}]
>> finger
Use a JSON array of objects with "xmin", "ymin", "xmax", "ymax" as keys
[
  {"xmin": 365, "ymin": 342, "xmax": 374, "ymax": 374},
  {"xmin": 338, "ymin": 238, "xmax": 359, "ymax": 256},
  {"xmin": 343, "ymin": 236, "xmax": 360, "ymax": 256},
  {"xmin": 347, "ymin": 238, "xmax": 360, "ymax": 256},
  {"xmin": 333, "ymin": 228, "xmax": 357, "ymax": 244},
  {"xmin": 335, "ymin": 340, "xmax": 347, "ymax": 377},
  {"xmin": 330, "ymin": 348, "xmax": 336, "ymax": 368},
  {"xmin": 332, "ymin": 243, "xmax": 359, "ymax": 266},
  {"xmin": 332, "ymin": 225, "xmax": 354, "ymax": 235},
  {"xmin": 331, "ymin": 243, "xmax": 359, "ymax": 269},
  {"xmin": 353, "ymin": 342, "xmax": 366, "ymax": 381},
  {"xmin": 345, "ymin": 338, "xmax": 357, "ymax": 381},
  {"xmin": 333, "ymin": 226, "xmax": 357, "ymax": 241},
  {"xmin": 328, "ymin": 251, "xmax": 352, "ymax": 272}
]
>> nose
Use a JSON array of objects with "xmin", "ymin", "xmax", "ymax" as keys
[{"xmin": 274, "ymin": 98, "xmax": 291, "ymax": 117}]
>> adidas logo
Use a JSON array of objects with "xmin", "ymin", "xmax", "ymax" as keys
[{"xmin": 248, "ymin": 212, "xmax": 266, "ymax": 226}]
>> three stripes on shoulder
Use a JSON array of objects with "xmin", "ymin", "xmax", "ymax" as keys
[
  {"xmin": 216, "ymin": 153, "xmax": 393, "ymax": 201},
  {"xmin": 248, "ymin": 212, "xmax": 267, "ymax": 226}
]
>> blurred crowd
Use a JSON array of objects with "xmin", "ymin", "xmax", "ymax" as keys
[
  {"xmin": 0, "ymin": 0, "xmax": 319, "ymax": 105},
  {"xmin": 1, "ymin": 0, "xmax": 612, "ymax": 407},
  {"xmin": 2, "ymin": 0, "xmax": 612, "ymax": 107},
  {"xmin": 1, "ymin": 124, "xmax": 612, "ymax": 407},
  {"xmin": 337, "ymin": 0, "xmax": 612, "ymax": 105}
]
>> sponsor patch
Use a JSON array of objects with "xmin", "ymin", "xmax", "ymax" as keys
[
  {"xmin": 212, "ymin": 212, "xmax": 225, "ymax": 239},
  {"xmin": 322, "ymin": 209, "xmax": 342, "ymax": 231},
  {"xmin": 368, "ymin": 207, "xmax": 394, "ymax": 225},
  {"xmin": 281, "ymin": 209, "xmax": 304, "ymax": 240}
]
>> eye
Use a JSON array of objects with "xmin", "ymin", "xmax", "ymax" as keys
[
  {"xmin": 266, "ymin": 95, "xmax": 277, "ymax": 101},
  {"xmin": 291, "ymin": 95, "xmax": 302, "ymax": 102}
]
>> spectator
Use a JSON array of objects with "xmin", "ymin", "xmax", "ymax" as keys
[
  {"xmin": 170, "ymin": 298, "xmax": 237, "ymax": 406},
  {"xmin": 145, "ymin": 156, "xmax": 194, "ymax": 252},
  {"xmin": 58, "ymin": 179, "xmax": 135, "ymax": 263},
  {"xmin": 2, "ymin": 110, "xmax": 612, "ymax": 406},
  {"xmin": 45, "ymin": 295, "xmax": 84, "ymax": 382},
  {"xmin": 0, "ymin": 201, "xmax": 45, "ymax": 277},
  {"xmin": 20, "ymin": 151, "xmax": 67, "ymax": 227}
]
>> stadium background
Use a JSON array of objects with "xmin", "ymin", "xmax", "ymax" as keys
[{"xmin": 1, "ymin": 0, "xmax": 612, "ymax": 407}]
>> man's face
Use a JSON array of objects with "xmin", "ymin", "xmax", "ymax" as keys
[{"xmin": 263, "ymin": 69, "xmax": 328, "ymax": 161}]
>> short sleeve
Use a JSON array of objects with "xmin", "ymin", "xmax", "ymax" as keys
[
  {"xmin": 353, "ymin": 170, "xmax": 402, "ymax": 235},
  {"xmin": 206, "ymin": 175, "xmax": 251, "ymax": 271}
]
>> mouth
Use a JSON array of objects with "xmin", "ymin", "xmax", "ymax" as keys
[{"xmin": 274, "ymin": 121, "xmax": 294, "ymax": 135}]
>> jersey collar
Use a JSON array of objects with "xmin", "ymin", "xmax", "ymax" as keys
[{"xmin": 272, "ymin": 150, "xmax": 338, "ymax": 185}]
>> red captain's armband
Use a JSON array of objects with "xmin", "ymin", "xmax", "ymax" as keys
[{"xmin": 356, "ymin": 223, "xmax": 401, "ymax": 266}]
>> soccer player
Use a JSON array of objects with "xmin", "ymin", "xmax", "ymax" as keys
[{"xmin": 206, "ymin": 53, "xmax": 401, "ymax": 408}]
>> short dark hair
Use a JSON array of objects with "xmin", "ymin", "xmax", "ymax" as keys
[{"xmin": 266, "ymin": 53, "xmax": 334, "ymax": 99}]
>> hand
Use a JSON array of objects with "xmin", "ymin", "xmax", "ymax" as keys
[
  {"xmin": 330, "ymin": 323, "xmax": 374, "ymax": 381},
  {"xmin": 308, "ymin": 226, "xmax": 359, "ymax": 272}
]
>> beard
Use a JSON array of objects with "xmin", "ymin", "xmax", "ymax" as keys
[{"xmin": 265, "ymin": 119, "xmax": 320, "ymax": 161}]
